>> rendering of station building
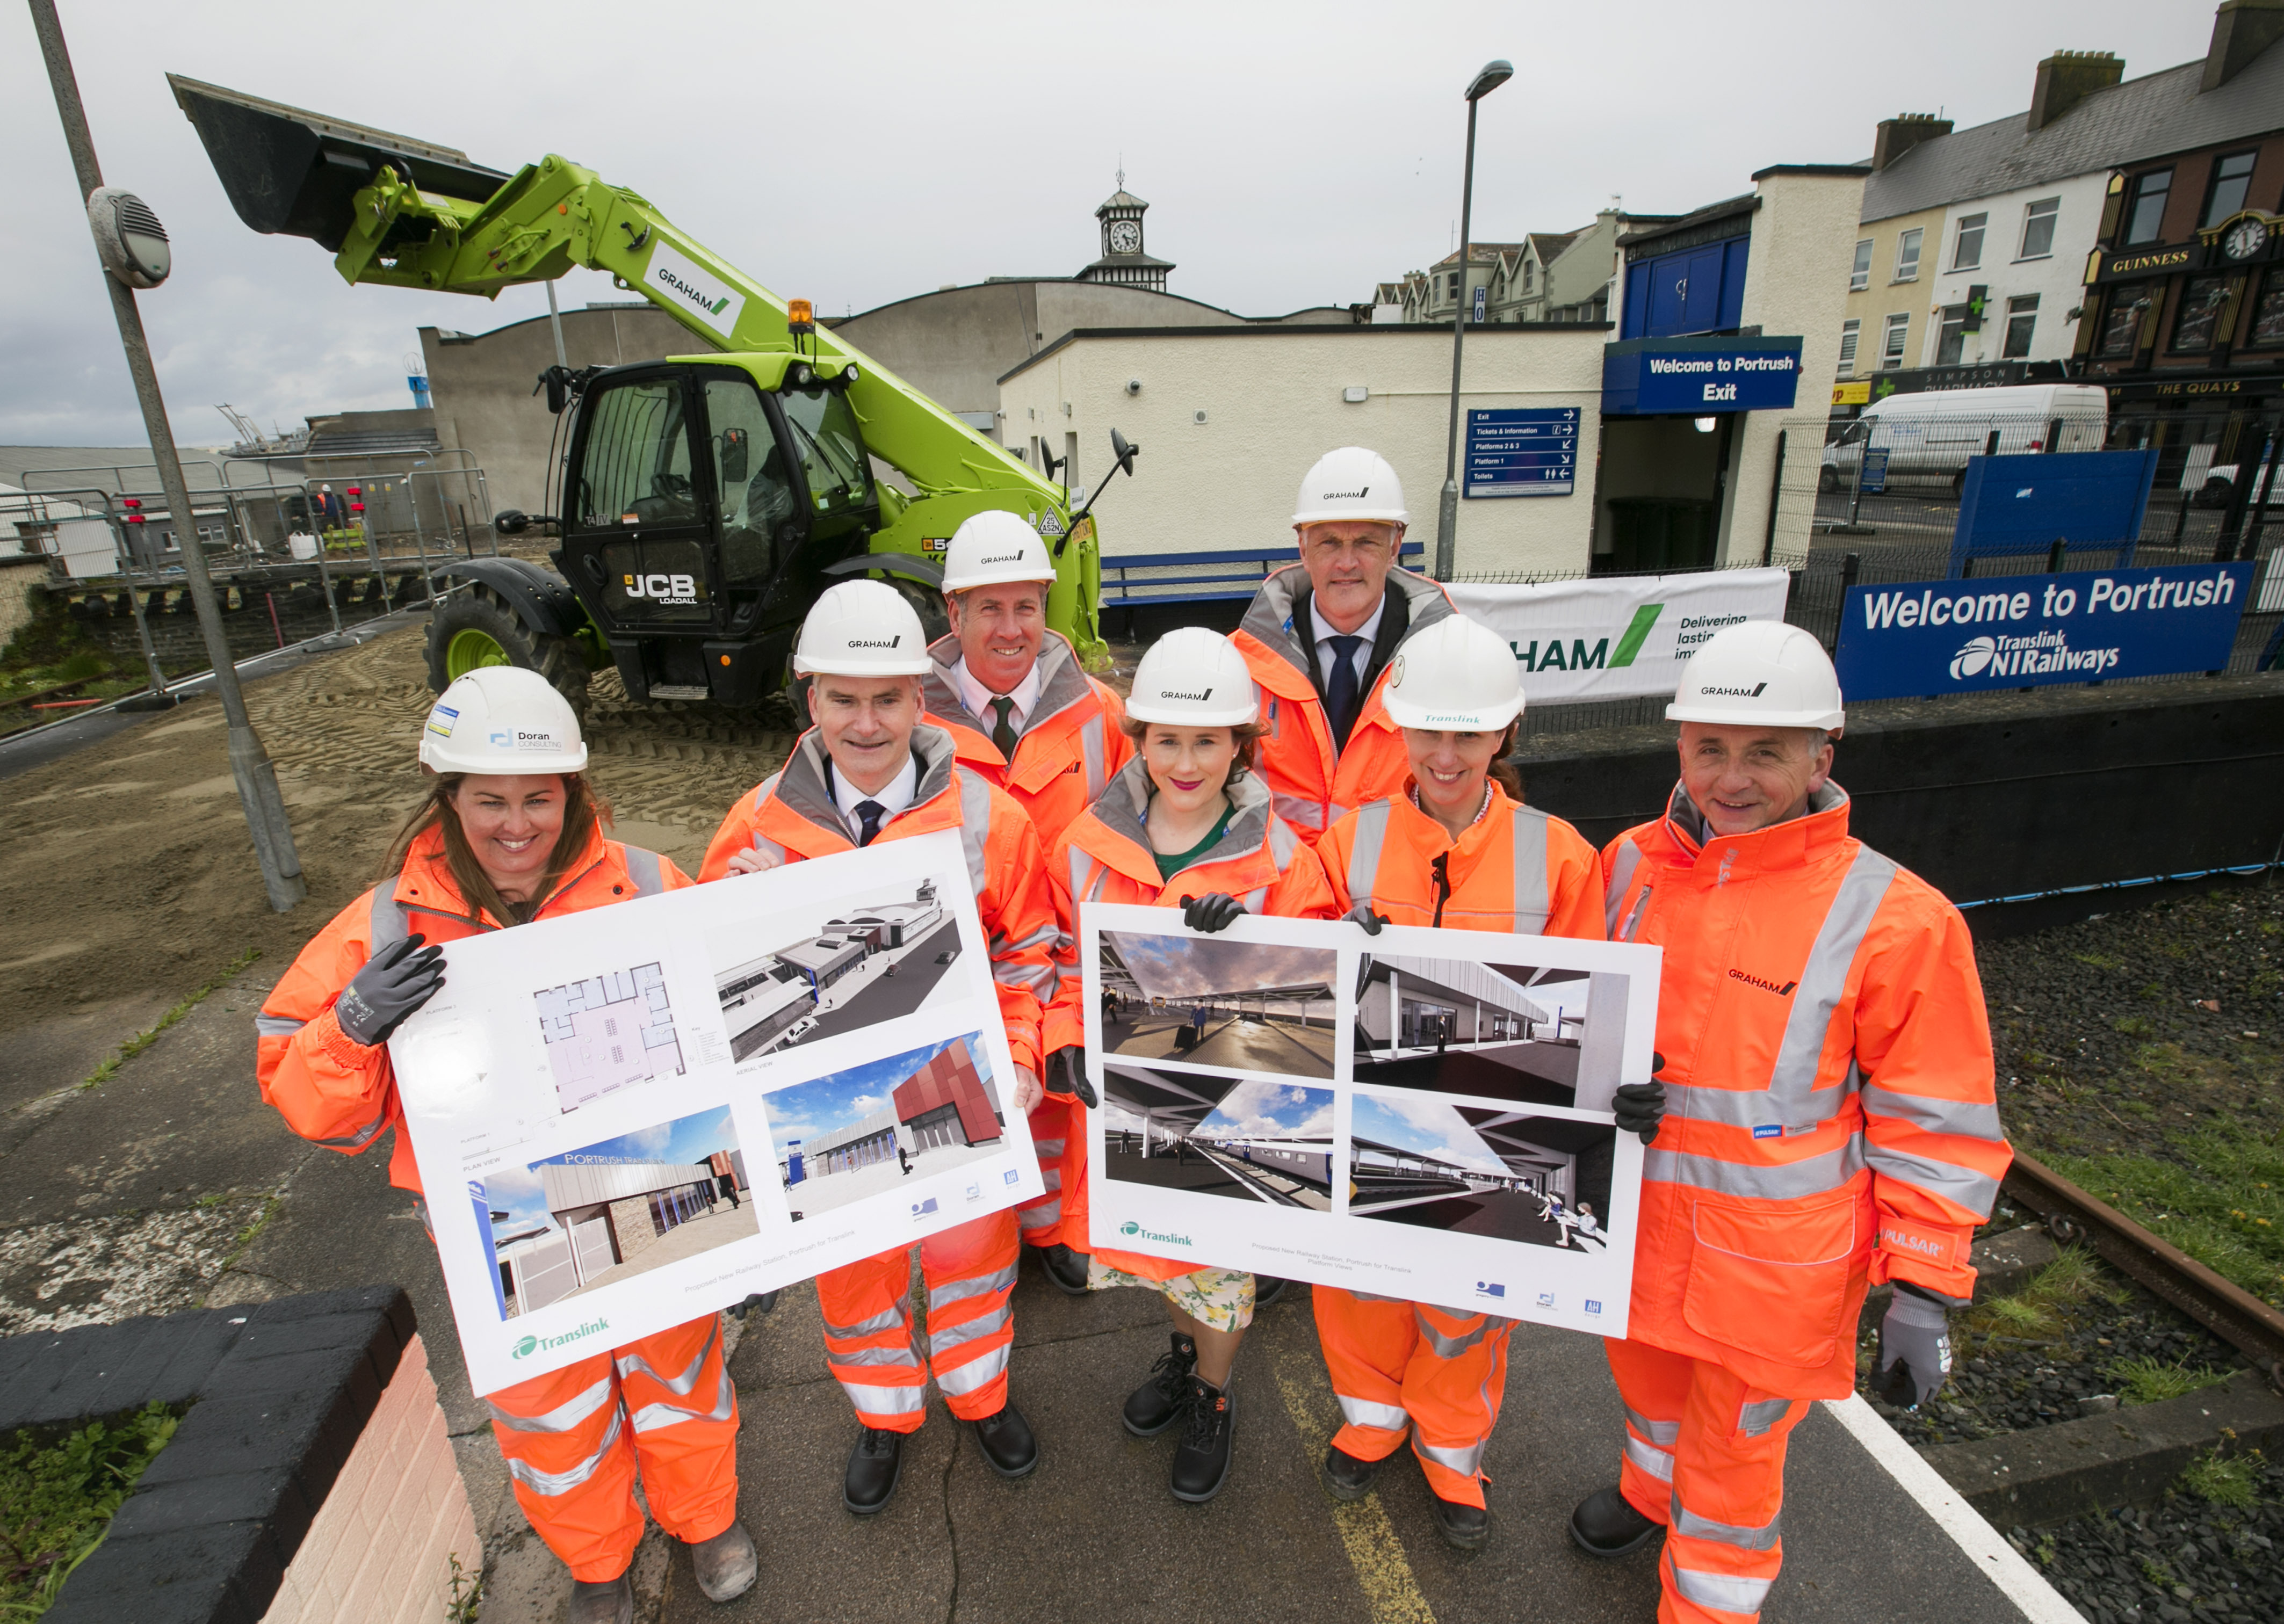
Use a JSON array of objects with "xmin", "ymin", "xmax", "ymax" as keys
[
  {"xmin": 784, "ymin": 1037, "xmax": 1002, "ymax": 1185},
  {"xmin": 493, "ymin": 1148, "xmax": 749, "ymax": 1316},
  {"xmin": 714, "ymin": 882, "xmax": 949, "ymax": 1058}
]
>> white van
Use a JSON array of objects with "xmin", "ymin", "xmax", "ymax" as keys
[{"xmin": 1822, "ymin": 383, "xmax": 2109, "ymax": 494}]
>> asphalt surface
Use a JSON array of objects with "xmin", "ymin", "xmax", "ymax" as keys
[
  {"xmin": 1109, "ymin": 1012, "xmax": 1339, "ymax": 1078},
  {"xmin": 794, "ymin": 922, "xmax": 965, "ymax": 1046}
]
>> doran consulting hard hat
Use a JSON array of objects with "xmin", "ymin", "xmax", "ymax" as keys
[
  {"xmin": 1381, "ymin": 614, "xmax": 1526, "ymax": 731},
  {"xmin": 1124, "ymin": 628, "xmax": 1260, "ymax": 727},
  {"xmin": 939, "ymin": 509, "xmax": 1055, "ymax": 593},
  {"xmin": 1666, "ymin": 620, "xmax": 1846, "ymax": 732},
  {"xmin": 792, "ymin": 579, "xmax": 934, "ymax": 677},
  {"xmin": 1292, "ymin": 446, "xmax": 1409, "ymax": 528},
  {"xmin": 418, "ymin": 666, "xmax": 589, "ymax": 775}
]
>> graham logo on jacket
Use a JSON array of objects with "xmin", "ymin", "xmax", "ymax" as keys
[
  {"xmin": 512, "ymin": 1318, "xmax": 609, "ymax": 1359},
  {"xmin": 1728, "ymin": 968, "xmax": 1798, "ymax": 996}
]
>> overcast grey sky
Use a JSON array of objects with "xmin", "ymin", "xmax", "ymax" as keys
[{"xmin": 0, "ymin": 0, "xmax": 2220, "ymax": 448}]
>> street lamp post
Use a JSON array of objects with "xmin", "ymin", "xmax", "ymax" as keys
[
  {"xmin": 31, "ymin": 0, "xmax": 305, "ymax": 911},
  {"xmin": 1434, "ymin": 59, "xmax": 1513, "ymax": 583}
]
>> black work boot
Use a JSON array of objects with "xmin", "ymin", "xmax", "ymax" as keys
[
  {"xmin": 973, "ymin": 1400, "xmax": 1040, "ymax": 1478},
  {"xmin": 1040, "ymin": 1242, "xmax": 1092, "ymax": 1295},
  {"xmin": 1123, "ymin": 1332, "xmax": 1197, "ymax": 1437},
  {"xmin": 688, "ymin": 1520, "xmax": 759, "ymax": 1601},
  {"xmin": 843, "ymin": 1426, "xmax": 905, "ymax": 1514},
  {"xmin": 1429, "ymin": 1492, "xmax": 1492, "ymax": 1550},
  {"xmin": 1170, "ymin": 1376, "xmax": 1236, "ymax": 1503},
  {"xmin": 1252, "ymin": 1274, "xmax": 1290, "ymax": 1310},
  {"xmin": 1570, "ymin": 1485, "xmax": 1662, "ymax": 1557},
  {"xmin": 568, "ymin": 1573, "xmax": 632, "ymax": 1624},
  {"xmin": 1322, "ymin": 1442, "xmax": 1385, "ymax": 1502}
]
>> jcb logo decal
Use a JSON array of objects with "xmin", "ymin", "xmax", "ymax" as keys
[{"xmin": 624, "ymin": 572, "xmax": 698, "ymax": 604}]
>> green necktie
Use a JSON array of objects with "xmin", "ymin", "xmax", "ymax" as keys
[{"xmin": 989, "ymin": 695, "xmax": 1018, "ymax": 758}]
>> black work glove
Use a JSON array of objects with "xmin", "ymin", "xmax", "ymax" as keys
[
  {"xmin": 1611, "ymin": 1053, "xmax": 1667, "ymax": 1143},
  {"xmin": 1051, "ymin": 1047, "xmax": 1098, "ymax": 1108},
  {"xmin": 1877, "ymin": 1282, "xmax": 1956, "ymax": 1410},
  {"xmin": 1181, "ymin": 893, "xmax": 1246, "ymax": 933},
  {"xmin": 1345, "ymin": 903, "xmax": 1389, "ymax": 936},
  {"xmin": 334, "ymin": 934, "xmax": 446, "ymax": 1047}
]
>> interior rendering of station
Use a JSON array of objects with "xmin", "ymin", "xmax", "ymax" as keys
[
  {"xmin": 1098, "ymin": 1064, "xmax": 1336, "ymax": 1209},
  {"xmin": 1354, "ymin": 955, "xmax": 1630, "ymax": 1111},
  {"xmin": 1347, "ymin": 1101, "xmax": 1615, "ymax": 1249},
  {"xmin": 1097, "ymin": 935, "xmax": 1339, "ymax": 1075}
]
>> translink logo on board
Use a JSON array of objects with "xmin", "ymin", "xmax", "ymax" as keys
[
  {"xmin": 512, "ymin": 1318, "xmax": 609, "ymax": 1359},
  {"xmin": 1119, "ymin": 1220, "xmax": 1192, "ymax": 1246}
]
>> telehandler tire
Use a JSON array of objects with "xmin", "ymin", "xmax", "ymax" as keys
[{"xmin": 425, "ymin": 584, "xmax": 590, "ymax": 721}]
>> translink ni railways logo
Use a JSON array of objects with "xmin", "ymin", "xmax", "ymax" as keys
[
  {"xmin": 512, "ymin": 1318, "xmax": 609, "ymax": 1360},
  {"xmin": 1948, "ymin": 632, "xmax": 2118, "ymax": 679}
]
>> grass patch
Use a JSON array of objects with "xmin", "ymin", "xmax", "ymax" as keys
[
  {"xmin": 1961, "ymin": 1248, "xmax": 2114, "ymax": 1350},
  {"xmin": 2075, "ymin": 953, "xmax": 2123, "ymax": 970},
  {"xmin": 2111, "ymin": 1354, "xmax": 2232, "ymax": 1406},
  {"xmin": 2055, "ymin": 1122, "xmax": 2284, "ymax": 1304},
  {"xmin": 0, "ymin": 1404, "xmax": 179, "ymax": 1616},
  {"xmin": 80, "ymin": 948, "xmax": 262, "ymax": 1092},
  {"xmin": 2112, "ymin": 1015, "xmax": 2154, "ymax": 1036},
  {"xmin": 2181, "ymin": 1448, "xmax": 2262, "ymax": 1509}
]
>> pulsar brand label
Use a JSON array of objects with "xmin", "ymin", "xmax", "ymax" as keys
[
  {"xmin": 645, "ymin": 239, "xmax": 746, "ymax": 337},
  {"xmin": 623, "ymin": 572, "xmax": 700, "ymax": 606},
  {"xmin": 513, "ymin": 1318, "xmax": 609, "ymax": 1359}
]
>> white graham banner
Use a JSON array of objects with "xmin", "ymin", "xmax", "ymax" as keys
[{"xmin": 1447, "ymin": 568, "xmax": 1792, "ymax": 704}]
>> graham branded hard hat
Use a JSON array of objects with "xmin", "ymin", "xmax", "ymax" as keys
[
  {"xmin": 939, "ymin": 509, "xmax": 1056, "ymax": 592},
  {"xmin": 1667, "ymin": 620, "xmax": 1845, "ymax": 731},
  {"xmin": 1381, "ymin": 614, "xmax": 1525, "ymax": 730},
  {"xmin": 418, "ymin": 666, "xmax": 589, "ymax": 775},
  {"xmin": 1292, "ymin": 446, "xmax": 1409, "ymax": 527},
  {"xmin": 792, "ymin": 579, "xmax": 933, "ymax": 676},
  {"xmin": 1125, "ymin": 628, "xmax": 1260, "ymax": 726}
]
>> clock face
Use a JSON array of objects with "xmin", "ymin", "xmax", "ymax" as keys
[
  {"xmin": 2223, "ymin": 216, "xmax": 2269, "ymax": 262},
  {"xmin": 1108, "ymin": 220, "xmax": 1141, "ymax": 256}
]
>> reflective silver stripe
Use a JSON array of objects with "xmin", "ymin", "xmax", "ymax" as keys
[
  {"xmin": 1034, "ymin": 1170, "xmax": 1063, "ymax": 1191},
  {"xmin": 1642, "ymin": 1140, "xmax": 1867, "ymax": 1199},
  {"xmin": 1413, "ymin": 1309, "xmax": 1494, "ymax": 1359},
  {"xmin": 1672, "ymin": 1491, "xmax": 1782, "ymax": 1552},
  {"xmin": 255, "ymin": 1013, "xmax": 306, "ymax": 1038},
  {"xmin": 825, "ymin": 1305, "xmax": 908, "ymax": 1341},
  {"xmin": 929, "ymin": 1304, "xmax": 1011, "ymax": 1354},
  {"xmin": 1859, "ymin": 1085, "xmax": 2006, "ymax": 1142},
  {"xmin": 1603, "ymin": 839, "xmax": 1644, "ymax": 936},
  {"xmin": 1623, "ymin": 1404, "xmax": 1681, "ymax": 1447},
  {"xmin": 743, "ymin": 831, "xmax": 788, "ymax": 866},
  {"xmin": 313, "ymin": 1113, "xmax": 389, "ymax": 1151},
  {"xmin": 1346, "ymin": 800, "xmax": 1392, "ymax": 905},
  {"xmin": 840, "ymin": 1380, "xmax": 928, "ymax": 1415},
  {"xmin": 1241, "ymin": 886, "xmax": 1270, "ymax": 912},
  {"xmin": 503, "ymin": 1404, "xmax": 625, "ymax": 1496},
  {"xmin": 1414, "ymin": 1437, "xmax": 1486, "ymax": 1478},
  {"xmin": 1668, "ymin": 1552, "xmax": 1773, "ymax": 1615},
  {"xmin": 833, "ymin": 1343, "xmax": 924, "ymax": 1368},
  {"xmin": 630, "ymin": 1353, "xmax": 735, "ymax": 1433},
  {"xmin": 615, "ymin": 1320, "xmax": 719, "ymax": 1395},
  {"xmin": 1511, "ymin": 804, "xmax": 1551, "ymax": 933},
  {"xmin": 1067, "ymin": 847, "xmax": 1100, "ymax": 905},
  {"xmin": 1623, "ymin": 1432, "xmax": 1675, "ymax": 1482},
  {"xmin": 1617, "ymin": 883, "xmax": 1653, "ymax": 943},
  {"xmin": 1667, "ymin": 1080, "xmax": 1848, "ymax": 1131},
  {"xmin": 1334, "ymin": 1394, "xmax": 1411, "ymax": 1432},
  {"xmin": 1737, "ymin": 1397, "xmax": 1794, "ymax": 1437},
  {"xmin": 954, "ymin": 769, "xmax": 996, "ymax": 896},
  {"xmin": 1273, "ymin": 792, "xmax": 1326, "ymax": 831},
  {"xmin": 1864, "ymin": 1147, "xmax": 2002, "ymax": 1212},
  {"xmin": 934, "ymin": 1340, "xmax": 1010, "ymax": 1396},
  {"xmin": 1081, "ymin": 714, "xmax": 1107, "ymax": 799},
  {"xmin": 1268, "ymin": 816, "xmax": 1300, "ymax": 867},
  {"xmin": 1017, "ymin": 1201, "xmax": 1061, "ymax": 1228},
  {"xmin": 621, "ymin": 845, "xmax": 667, "ymax": 897},
  {"xmin": 367, "ymin": 884, "xmax": 412, "ymax": 954},
  {"xmin": 488, "ymin": 1375, "xmax": 616, "ymax": 1434},
  {"xmin": 1033, "ymin": 1139, "xmax": 1066, "ymax": 1156},
  {"xmin": 1766, "ymin": 849, "xmax": 1897, "ymax": 1118},
  {"xmin": 931, "ymin": 1265, "xmax": 1017, "ymax": 1307}
]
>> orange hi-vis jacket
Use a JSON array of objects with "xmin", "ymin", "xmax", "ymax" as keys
[
  {"xmin": 257, "ymin": 825, "xmax": 688, "ymax": 1196},
  {"xmin": 1232, "ymin": 565, "xmax": 1456, "ymax": 844},
  {"xmin": 1603, "ymin": 782, "xmax": 2012, "ymax": 1397},
  {"xmin": 922, "ymin": 629, "xmax": 1131, "ymax": 850},
  {"xmin": 699, "ymin": 723, "xmax": 1056, "ymax": 1076},
  {"xmin": 1320, "ymin": 781, "xmax": 1604, "ymax": 939},
  {"xmin": 1046, "ymin": 757, "xmax": 1337, "ymax": 1277}
]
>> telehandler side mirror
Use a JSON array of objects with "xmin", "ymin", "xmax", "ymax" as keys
[
  {"xmin": 720, "ymin": 427, "xmax": 750, "ymax": 487},
  {"xmin": 1110, "ymin": 427, "xmax": 1138, "ymax": 476}
]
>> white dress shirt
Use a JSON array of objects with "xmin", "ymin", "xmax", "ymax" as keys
[
  {"xmin": 828, "ymin": 751, "xmax": 919, "ymax": 843},
  {"xmin": 1313, "ymin": 596, "xmax": 1385, "ymax": 691},
  {"xmin": 951, "ymin": 655, "xmax": 1044, "ymax": 736}
]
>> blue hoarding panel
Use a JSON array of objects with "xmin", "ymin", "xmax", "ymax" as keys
[
  {"xmin": 1949, "ymin": 449, "xmax": 2159, "ymax": 576},
  {"xmin": 1465, "ymin": 407, "xmax": 1578, "ymax": 498},
  {"xmin": 1601, "ymin": 335, "xmax": 1803, "ymax": 415},
  {"xmin": 1834, "ymin": 562, "xmax": 2252, "ymax": 701}
]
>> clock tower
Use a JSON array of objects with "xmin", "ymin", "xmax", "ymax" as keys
[{"xmin": 1078, "ymin": 186, "xmax": 1173, "ymax": 293}]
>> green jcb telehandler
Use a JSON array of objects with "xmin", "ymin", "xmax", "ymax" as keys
[{"xmin": 168, "ymin": 75, "xmax": 1134, "ymax": 713}]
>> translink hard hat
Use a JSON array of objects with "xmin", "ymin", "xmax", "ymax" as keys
[
  {"xmin": 1666, "ymin": 620, "xmax": 1845, "ymax": 732},
  {"xmin": 418, "ymin": 666, "xmax": 588, "ymax": 775},
  {"xmin": 1124, "ymin": 628, "xmax": 1259, "ymax": 726},
  {"xmin": 1292, "ymin": 446, "xmax": 1408, "ymax": 528},
  {"xmin": 1381, "ymin": 614, "xmax": 1525, "ymax": 731},
  {"xmin": 792, "ymin": 579, "xmax": 933, "ymax": 677},
  {"xmin": 939, "ymin": 510, "xmax": 1054, "ymax": 593}
]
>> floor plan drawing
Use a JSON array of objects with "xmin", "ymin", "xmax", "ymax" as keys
[{"xmin": 535, "ymin": 963, "xmax": 685, "ymax": 1111}]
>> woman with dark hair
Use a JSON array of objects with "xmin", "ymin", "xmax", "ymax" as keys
[
  {"xmin": 1043, "ymin": 628, "xmax": 1336, "ymax": 1505},
  {"xmin": 256, "ymin": 668, "xmax": 756, "ymax": 1624}
]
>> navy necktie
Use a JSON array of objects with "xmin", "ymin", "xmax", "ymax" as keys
[
  {"xmin": 1325, "ymin": 634, "xmax": 1365, "ymax": 748},
  {"xmin": 989, "ymin": 695, "xmax": 1019, "ymax": 759},
  {"xmin": 854, "ymin": 800, "xmax": 885, "ymax": 847}
]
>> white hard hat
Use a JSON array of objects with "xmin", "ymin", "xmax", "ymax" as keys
[
  {"xmin": 1125, "ymin": 628, "xmax": 1259, "ymax": 726},
  {"xmin": 1667, "ymin": 621, "xmax": 1845, "ymax": 731},
  {"xmin": 1293, "ymin": 446, "xmax": 1408, "ymax": 528},
  {"xmin": 792, "ymin": 579, "xmax": 933, "ymax": 676},
  {"xmin": 940, "ymin": 510, "xmax": 1054, "ymax": 593},
  {"xmin": 1382, "ymin": 614, "xmax": 1524, "ymax": 731},
  {"xmin": 418, "ymin": 666, "xmax": 588, "ymax": 775}
]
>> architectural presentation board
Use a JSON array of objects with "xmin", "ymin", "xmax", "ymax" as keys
[
  {"xmin": 1081, "ymin": 906, "xmax": 1659, "ymax": 1337},
  {"xmin": 388, "ymin": 832, "xmax": 1042, "ymax": 1393}
]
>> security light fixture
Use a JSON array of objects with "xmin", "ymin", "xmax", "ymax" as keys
[
  {"xmin": 88, "ymin": 186, "xmax": 170, "ymax": 288},
  {"xmin": 1693, "ymin": 417, "xmax": 1718, "ymax": 433}
]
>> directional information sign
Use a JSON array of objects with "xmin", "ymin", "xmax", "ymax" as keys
[{"xmin": 1465, "ymin": 407, "xmax": 1580, "ymax": 498}]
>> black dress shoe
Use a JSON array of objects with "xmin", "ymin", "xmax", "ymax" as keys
[
  {"xmin": 1123, "ymin": 1333, "xmax": 1197, "ymax": 1438},
  {"xmin": 973, "ymin": 1401, "xmax": 1039, "ymax": 1478},
  {"xmin": 1429, "ymin": 1493, "xmax": 1491, "ymax": 1550},
  {"xmin": 1170, "ymin": 1378, "xmax": 1236, "ymax": 1503},
  {"xmin": 1570, "ymin": 1485, "xmax": 1661, "ymax": 1557},
  {"xmin": 1040, "ymin": 1242, "xmax": 1092, "ymax": 1296},
  {"xmin": 1252, "ymin": 1274, "xmax": 1290, "ymax": 1310},
  {"xmin": 1322, "ymin": 1442, "xmax": 1384, "ymax": 1502},
  {"xmin": 844, "ymin": 1426, "xmax": 905, "ymax": 1514}
]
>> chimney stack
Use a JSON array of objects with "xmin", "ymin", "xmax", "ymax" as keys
[
  {"xmin": 2203, "ymin": 0, "xmax": 2284, "ymax": 91},
  {"xmin": 1873, "ymin": 114, "xmax": 1953, "ymax": 172},
  {"xmin": 2027, "ymin": 50, "xmax": 2124, "ymax": 131}
]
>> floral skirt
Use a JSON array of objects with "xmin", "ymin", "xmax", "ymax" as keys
[{"xmin": 1088, "ymin": 1257, "xmax": 1254, "ymax": 1332}]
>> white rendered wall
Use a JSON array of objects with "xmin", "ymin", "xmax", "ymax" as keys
[{"xmin": 1919, "ymin": 172, "xmax": 2112, "ymax": 367}]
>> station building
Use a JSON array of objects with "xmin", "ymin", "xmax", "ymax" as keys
[
  {"xmin": 715, "ymin": 882, "xmax": 948, "ymax": 1057},
  {"xmin": 785, "ymin": 1037, "xmax": 1001, "ymax": 1185},
  {"xmin": 494, "ymin": 1148, "xmax": 749, "ymax": 1315}
]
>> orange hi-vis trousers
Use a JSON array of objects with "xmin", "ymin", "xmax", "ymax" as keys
[
  {"xmin": 1016, "ymin": 1096, "xmax": 1083, "ymax": 1250},
  {"xmin": 1313, "ymin": 1287, "xmax": 1514, "ymax": 1509},
  {"xmin": 1608, "ymin": 1337, "xmax": 1810, "ymax": 1624},
  {"xmin": 483, "ymin": 1313, "xmax": 738, "ymax": 1583},
  {"xmin": 818, "ymin": 1211, "xmax": 1019, "ymax": 1431}
]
